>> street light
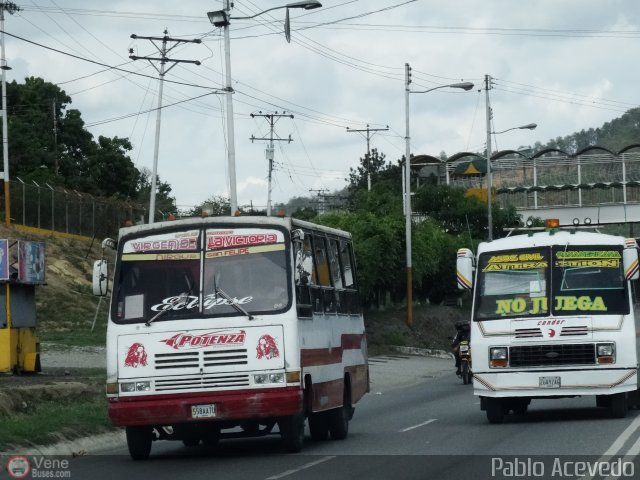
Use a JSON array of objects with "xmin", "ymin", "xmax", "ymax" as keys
[
  {"xmin": 404, "ymin": 62, "xmax": 473, "ymax": 326},
  {"xmin": 492, "ymin": 123, "xmax": 537, "ymax": 135},
  {"xmin": 486, "ymin": 122, "xmax": 537, "ymax": 241},
  {"xmin": 207, "ymin": 1, "xmax": 322, "ymax": 215}
]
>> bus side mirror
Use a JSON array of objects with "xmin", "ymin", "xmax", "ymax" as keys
[
  {"xmin": 456, "ymin": 248, "xmax": 474, "ymax": 290},
  {"xmin": 93, "ymin": 259, "xmax": 109, "ymax": 296},
  {"xmin": 623, "ymin": 246, "xmax": 639, "ymax": 281}
]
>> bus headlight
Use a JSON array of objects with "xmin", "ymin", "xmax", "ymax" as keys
[
  {"xmin": 490, "ymin": 347, "xmax": 508, "ymax": 368},
  {"xmin": 596, "ymin": 343, "xmax": 615, "ymax": 364},
  {"xmin": 254, "ymin": 374, "xmax": 268, "ymax": 384},
  {"xmin": 120, "ymin": 382, "xmax": 136, "ymax": 393},
  {"xmin": 120, "ymin": 381, "xmax": 151, "ymax": 392},
  {"xmin": 254, "ymin": 373, "xmax": 285, "ymax": 385},
  {"xmin": 136, "ymin": 381, "xmax": 151, "ymax": 392},
  {"xmin": 269, "ymin": 373, "xmax": 285, "ymax": 383}
]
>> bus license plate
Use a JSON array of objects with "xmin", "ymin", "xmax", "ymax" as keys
[
  {"xmin": 191, "ymin": 404, "xmax": 216, "ymax": 418},
  {"xmin": 539, "ymin": 376, "xmax": 561, "ymax": 388}
]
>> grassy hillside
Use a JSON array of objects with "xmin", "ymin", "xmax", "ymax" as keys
[{"xmin": 0, "ymin": 225, "xmax": 110, "ymax": 347}]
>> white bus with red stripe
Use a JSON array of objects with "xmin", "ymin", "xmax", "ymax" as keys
[
  {"xmin": 456, "ymin": 222, "xmax": 640, "ymax": 423},
  {"xmin": 93, "ymin": 216, "xmax": 368, "ymax": 459}
]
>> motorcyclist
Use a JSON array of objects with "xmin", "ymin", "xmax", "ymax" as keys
[{"xmin": 451, "ymin": 322, "xmax": 470, "ymax": 376}]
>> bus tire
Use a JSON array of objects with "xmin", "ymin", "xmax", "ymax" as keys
[
  {"xmin": 328, "ymin": 405, "xmax": 349, "ymax": 440},
  {"xmin": 486, "ymin": 398, "xmax": 505, "ymax": 424},
  {"xmin": 461, "ymin": 362, "xmax": 471, "ymax": 385},
  {"xmin": 202, "ymin": 426, "xmax": 220, "ymax": 447},
  {"xmin": 182, "ymin": 437, "xmax": 200, "ymax": 447},
  {"xmin": 596, "ymin": 395, "xmax": 610, "ymax": 408},
  {"xmin": 279, "ymin": 413, "xmax": 305, "ymax": 453},
  {"xmin": 512, "ymin": 399, "xmax": 529, "ymax": 416},
  {"xmin": 610, "ymin": 393, "xmax": 628, "ymax": 419},
  {"xmin": 308, "ymin": 412, "xmax": 329, "ymax": 441},
  {"xmin": 126, "ymin": 426, "xmax": 153, "ymax": 460}
]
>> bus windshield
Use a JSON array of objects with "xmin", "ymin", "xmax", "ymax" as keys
[
  {"xmin": 475, "ymin": 248, "xmax": 549, "ymax": 320},
  {"xmin": 203, "ymin": 230, "xmax": 289, "ymax": 316},
  {"xmin": 475, "ymin": 245, "xmax": 629, "ymax": 321},
  {"xmin": 112, "ymin": 226, "xmax": 291, "ymax": 324},
  {"xmin": 551, "ymin": 245, "xmax": 627, "ymax": 316}
]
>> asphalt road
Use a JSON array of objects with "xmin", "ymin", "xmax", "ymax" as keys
[{"xmin": 5, "ymin": 356, "xmax": 640, "ymax": 480}]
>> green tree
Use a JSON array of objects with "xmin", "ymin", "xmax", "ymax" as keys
[
  {"xmin": 135, "ymin": 168, "xmax": 176, "ymax": 219},
  {"xmin": 347, "ymin": 148, "xmax": 389, "ymax": 191},
  {"xmin": 187, "ymin": 195, "xmax": 231, "ymax": 217},
  {"xmin": 7, "ymin": 77, "xmax": 70, "ymax": 178},
  {"xmin": 4, "ymin": 76, "xmax": 175, "ymax": 206}
]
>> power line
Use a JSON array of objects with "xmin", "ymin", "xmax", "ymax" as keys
[{"xmin": 0, "ymin": 30, "xmax": 222, "ymax": 91}]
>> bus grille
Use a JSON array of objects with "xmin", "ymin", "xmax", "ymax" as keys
[
  {"xmin": 514, "ymin": 328, "xmax": 542, "ymax": 338},
  {"xmin": 509, "ymin": 344, "xmax": 595, "ymax": 367},
  {"xmin": 154, "ymin": 349, "xmax": 248, "ymax": 370},
  {"xmin": 155, "ymin": 373, "xmax": 251, "ymax": 392}
]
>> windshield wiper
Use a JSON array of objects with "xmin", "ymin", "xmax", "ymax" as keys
[
  {"xmin": 213, "ymin": 276, "xmax": 254, "ymax": 320},
  {"xmin": 145, "ymin": 292, "xmax": 189, "ymax": 327}
]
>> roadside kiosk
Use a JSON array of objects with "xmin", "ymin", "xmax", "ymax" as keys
[{"xmin": 0, "ymin": 239, "xmax": 45, "ymax": 373}]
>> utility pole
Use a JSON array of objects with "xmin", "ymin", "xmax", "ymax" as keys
[
  {"xmin": 1, "ymin": 1, "xmax": 19, "ymax": 226},
  {"xmin": 346, "ymin": 124, "xmax": 389, "ymax": 191},
  {"xmin": 250, "ymin": 111, "xmax": 293, "ymax": 216},
  {"xmin": 129, "ymin": 30, "xmax": 201, "ymax": 223},
  {"xmin": 485, "ymin": 74, "xmax": 493, "ymax": 241},
  {"xmin": 52, "ymin": 97, "xmax": 58, "ymax": 175},
  {"xmin": 309, "ymin": 188, "xmax": 329, "ymax": 214}
]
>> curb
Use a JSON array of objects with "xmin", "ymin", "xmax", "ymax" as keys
[
  {"xmin": 388, "ymin": 345, "xmax": 454, "ymax": 359},
  {"xmin": 1, "ymin": 430, "xmax": 125, "ymax": 457}
]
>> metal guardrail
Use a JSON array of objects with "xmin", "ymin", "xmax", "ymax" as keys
[{"xmin": 4, "ymin": 179, "xmax": 146, "ymax": 238}]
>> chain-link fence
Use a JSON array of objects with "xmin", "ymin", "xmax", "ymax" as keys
[{"xmin": 3, "ymin": 180, "xmax": 146, "ymax": 239}]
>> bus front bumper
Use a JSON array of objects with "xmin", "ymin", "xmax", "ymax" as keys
[
  {"xmin": 108, "ymin": 387, "xmax": 303, "ymax": 427},
  {"xmin": 473, "ymin": 367, "xmax": 638, "ymax": 398}
]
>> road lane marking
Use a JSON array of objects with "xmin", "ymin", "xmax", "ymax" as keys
[
  {"xmin": 604, "ymin": 414, "xmax": 640, "ymax": 455},
  {"xmin": 265, "ymin": 456, "xmax": 336, "ymax": 480},
  {"xmin": 399, "ymin": 418, "xmax": 437, "ymax": 432},
  {"xmin": 583, "ymin": 414, "xmax": 640, "ymax": 480}
]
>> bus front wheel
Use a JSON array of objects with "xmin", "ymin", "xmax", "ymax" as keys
[
  {"xmin": 279, "ymin": 413, "xmax": 305, "ymax": 453},
  {"xmin": 610, "ymin": 393, "xmax": 628, "ymax": 419},
  {"xmin": 126, "ymin": 426, "xmax": 153, "ymax": 460},
  {"xmin": 486, "ymin": 398, "xmax": 505, "ymax": 424}
]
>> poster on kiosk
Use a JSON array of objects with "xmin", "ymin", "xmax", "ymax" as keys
[
  {"xmin": 0, "ymin": 239, "xmax": 9, "ymax": 281},
  {"xmin": 17, "ymin": 241, "xmax": 46, "ymax": 284}
]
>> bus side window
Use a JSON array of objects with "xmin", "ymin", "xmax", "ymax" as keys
[
  {"xmin": 294, "ymin": 232, "xmax": 314, "ymax": 318},
  {"xmin": 340, "ymin": 240, "xmax": 361, "ymax": 315},
  {"xmin": 313, "ymin": 235, "xmax": 336, "ymax": 314},
  {"xmin": 328, "ymin": 238, "xmax": 347, "ymax": 315},
  {"xmin": 295, "ymin": 233, "xmax": 316, "ymax": 286}
]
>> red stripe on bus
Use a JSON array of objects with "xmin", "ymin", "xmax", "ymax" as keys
[{"xmin": 301, "ymin": 333, "xmax": 365, "ymax": 367}]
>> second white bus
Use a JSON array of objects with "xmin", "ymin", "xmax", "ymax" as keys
[{"xmin": 457, "ymin": 222, "xmax": 640, "ymax": 423}]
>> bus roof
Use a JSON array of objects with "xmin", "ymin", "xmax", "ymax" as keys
[
  {"xmin": 478, "ymin": 230, "xmax": 628, "ymax": 255},
  {"xmin": 117, "ymin": 216, "xmax": 352, "ymax": 240}
]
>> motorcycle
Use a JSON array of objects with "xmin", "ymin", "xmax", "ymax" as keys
[{"xmin": 458, "ymin": 340, "xmax": 472, "ymax": 385}]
